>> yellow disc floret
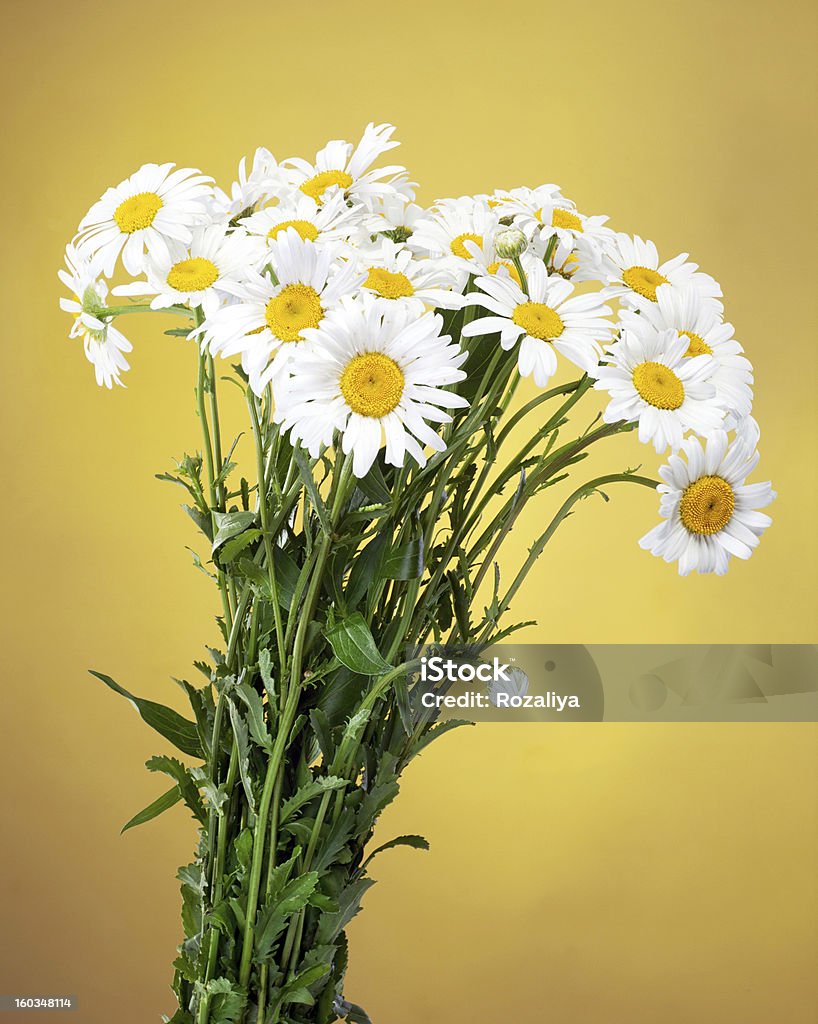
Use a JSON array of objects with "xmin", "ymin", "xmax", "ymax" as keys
[
  {"xmin": 680, "ymin": 330, "xmax": 713, "ymax": 357},
  {"xmin": 552, "ymin": 209, "xmax": 583, "ymax": 232},
  {"xmin": 364, "ymin": 268, "xmax": 415, "ymax": 300},
  {"xmin": 632, "ymin": 361, "xmax": 685, "ymax": 410},
  {"xmin": 167, "ymin": 257, "xmax": 219, "ymax": 293},
  {"xmin": 622, "ymin": 265, "xmax": 668, "ymax": 302},
  {"xmin": 512, "ymin": 302, "xmax": 565, "ymax": 341},
  {"xmin": 268, "ymin": 219, "xmax": 319, "ymax": 242},
  {"xmin": 265, "ymin": 284, "xmax": 324, "ymax": 342},
  {"xmin": 299, "ymin": 170, "xmax": 353, "ymax": 202},
  {"xmin": 114, "ymin": 192, "xmax": 163, "ymax": 233},
  {"xmin": 340, "ymin": 352, "xmax": 405, "ymax": 418},
  {"xmin": 450, "ymin": 233, "xmax": 483, "ymax": 258},
  {"xmin": 679, "ymin": 475, "xmax": 735, "ymax": 534}
]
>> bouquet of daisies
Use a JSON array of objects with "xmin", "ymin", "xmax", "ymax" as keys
[{"xmin": 60, "ymin": 123, "xmax": 774, "ymax": 1023}]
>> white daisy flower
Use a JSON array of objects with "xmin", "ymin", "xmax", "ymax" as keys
[
  {"xmin": 593, "ymin": 324, "xmax": 725, "ymax": 453},
  {"xmin": 727, "ymin": 412, "xmax": 761, "ymax": 453},
  {"xmin": 210, "ymin": 147, "xmax": 285, "ymax": 219},
  {"xmin": 276, "ymin": 298, "xmax": 469, "ymax": 477},
  {"xmin": 367, "ymin": 192, "xmax": 425, "ymax": 241},
  {"xmin": 486, "ymin": 184, "xmax": 564, "ymax": 219},
  {"xmin": 619, "ymin": 288, "xmax": 754, "ymax": 418},
  {"xmin": 240, "ymin": 190, "xmax": 370, "ymax": 250},
  {"xmin": 358, "ymin": 238, "xmax": 463, "ymax": 311},
  {"xmin": 514, "ymin": 198, "xmax": 613, "ymax": 257},
  {"xmin": 600, "ymin": 233, "xmax": 722, "ymax": 307},
  {"xmin": 408, "ymin": 197, "xmax": 502, "ymax": 282},
  {"xmin": 640, "ymin": 432, "xmax": 775, "ymax": 575},
  {"xmin": 198, "ymin": 231, "xmax": 363, "ymax": 393},
  {"xmin": 76, "ymin": 163, "xmax": 213, "ymax": 277},
  {"xmin": 282, "ymin": 122, "xmax": 407, "ymax": 207},
  {"xmin": 488, "ymin": 666, "xmax": 529, "ymax": 706},
  {"xmin": 462, "ymin": 259, "xmax": 614, "ymax": 388},
  {"xmin": 112, "ymin": 223, "xmax": 264, "ymax": 318},
  {"xmin": 454, "ymin": 233, "xmax": 525, "ymax": 288},
  {"xmin": 58, "ymin": 244, "xmax": 132, "ymax": 388}
]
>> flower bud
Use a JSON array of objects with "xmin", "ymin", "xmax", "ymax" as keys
[{"xmin": 494, "ymin": 227, "xmax": 527, "ymax": 260}]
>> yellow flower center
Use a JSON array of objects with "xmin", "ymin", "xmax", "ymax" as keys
[
  {"xmin": 265, "ymin": 284, "xmax": 324, "ymax": 342},
  {"xmin": 113, "ymin": 191, "xmax": 163, "ymax": 233},
  {"xmin": 299, "ymin": 170, "xmax": 353, "ymax": 202},
  {"xmin": 364, "ymin": 267, "xmax": 415, "ymax": 299},
  {"xmin": 487, "ymin": 260, "xmax": 522, "ymax": 287},
  {"xmin": 552, "ymin": 208, "xmax": 583, "ymax": 232},
  {"xmin": 680, "ymin": 330, "xmax": 713, "ymax": 357},
  {"xmin": 450, "ymin": 232, "xmax": 483, "ymax": 258},
  {"xmin": 512, "ymin": 302, "xmax": 565, "ymax": 341},
  {"xmin": 632, "ymin": 361, "xmax": 685, "ymax": 410},
  {"xmin": 679, "ymin": 475, "xmax": 735, "ymax": 535},
  {"xmin": 268, "ymin": 219, "xmax": 319, "ymax": 242},
  {"xmin": 166, "ymin": 257, "xmax": 219, "ymax": 293},
  {"xmin": 622, "ymin": 265, "xmax": 668, "ymax": 302},
  {"xmin": 339, "ymin": 352, "xmax": 405, "ymax": 418}
]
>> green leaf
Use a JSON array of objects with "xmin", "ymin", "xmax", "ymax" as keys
[
  {"xmin": 316, "ymin": 878, "xmax": 376, "ymax": 944},
  {"xmin": 254, "ymin": 871, "xmax": 319, "ymax": 961},
  {"xmin": 211, "ymin": 510, "xmax": 256, "ymax": 552},
  {"xmin": 258, "ymin": 648, "xmax": 276, "ymax": 704},
  {"xmin": 410, "ymin": 719, "xmax": 474, "ymax": 759},
  {"xmin": 227, "ymin": 700, "xmax": 257, "ymax": 814},
  {"xmin": 121, "ymin": 786, "xmax": 181, "ymax": 834},
  {"xmin": 355, "ymin": 462, "xmax": 392, "ymax": 505},
  {"xmin": 293, "ymin": 447, "xmax": 331, "ymax": 534},
  {"xmin": 362, "ymin": 834, "xmax": 429, "ymax": 868},
  {"xmin": 183, "ymin": 504, "xmax": 213, "ymax": 541},
  {"xmin": 272, "ymin": 547, "xmax": 300, "ymax": 610},
  {"xmin": 282, "ymin": 963, "xmax": 331, "ymax": 1006},
  {"xmin": 309, "ymin": 708, "xmax": 335, "ymax": 764},
  {"xmin": 164, "ymin": 327, "xmax": 193, "ymax": 338},
  {"xmin": 279, "ymin": 776, "xmax": 348, "ymax": 824},
  {"xmin": 89, "ymin": 671, "xmax": 202, "ymax": 758},
  {"xmin": 236, "ymin": 557, "xmax": 272, "ymax": 600},
  {"xmin": 218, "ymin": 528, "xmax": 261, "ymax": 564},
  {"xmin": 206, "ymin": 978, "xmax": 246, "ymax": 1024},
  {"xmin": 235, "ymin": 681, "xmax": 272, "ymax": 753},
  {"xmin": 146, "ymin": 755, "xmax": 206, "ymax": 824},
  {"xmin": 379, "ymin": 537, "xmax": 424, "ymax": 581},
  {"xmin": 325, "ymin": 614, "xmax": 390, "ymax": 676}
]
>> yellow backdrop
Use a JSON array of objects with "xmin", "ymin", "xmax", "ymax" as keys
[{"xmin": 1, "ymin": 0, "xmax": 816, "ymax": 1021}]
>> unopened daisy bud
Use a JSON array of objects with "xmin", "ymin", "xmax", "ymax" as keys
[{"xmin": 494, "ymin": 227, "xmax": 527, "ymax": 260}]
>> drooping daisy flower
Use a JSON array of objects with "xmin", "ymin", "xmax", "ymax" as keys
[
  {"xmin": 198, "ymin": 231, "xmax": 363, "ymax": 393},
  {"xmin": 600, "ymin": 233, "xmax": 722, "ymax": 307},
  {"xmin": 240, "ymin": 191, "xmax": 370, "ymax": 251},
  {"xmin": 58, "ymin": 245, "xmax": 132, "ymax": 388},
  {"xmin": 281, "ymin": 123, "xmax": 407, "ymax": 207},
  {"xmin": 640, "ymin": 431, "xmax": 775, "ymax": 575},
  {"xmin": 367, "ymin": 191, "xmax": 425, "ymax": 242},
  {"xmin": 462, "ymin": 259, "xmax": 614, "ymax": 387},
  {"xmin": 276, "ymin": 298, "xmax": 469, "ymax": 477},
  {"xmin": 210, "ymin": 147, "xmax": 284, "ymax": 219},
  {"xmin": 358, "ymin": 238, "xmax": 463, "ymax": 311},
  {"xmin": 409, "ymin": 197, "xmax": 501, "ymax": 281},
  {"xmin": 76, "ymin": 163, "xmax": 213, "ymax": 277},
  {"xmin": 113, "ymin": 224, "xmax": 264, "ymax": 317},
  {"xmin": 593, "ymin": 324, "xmax": 725, "ymax": 453},
  {"xmin": 619, "ymin": 288, "xmax": 753, "ymax": 418}
]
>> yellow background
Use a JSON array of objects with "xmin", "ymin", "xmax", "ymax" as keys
[{"xmin": 1, "ymin": 0, "xmax": 816, "ymax": 1021}]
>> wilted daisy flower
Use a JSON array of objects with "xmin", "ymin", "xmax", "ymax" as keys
[
  {"xmin": 76, "ymin": 163, "xmax": 213, "ymax": 277},
  {"xmin": 463, "ymin": 259, "xmax": 614, "ymax": 387},
  {"xmin": 282, "ymin": 122, "xmax": 406, "ymax": 207},
  {"xmin": 276, "ymin": 299, "xmax": 468, "ymax": 477},
  {"xmin": 113, "ymin": 224, "xmax": 264, "ymax": 317},
  {"xmin": 448, "ymin": 233, "xmax": 524, "ymax": 288},
  {"xmin": 210, "ymin": 147, "xmax": 284, "ymax": 219},
  {"xmin": 198, "ymin": 231, "xmax": 363, "ymax": 392},
  {"xmin": 58, "ymin": 245, "xmax": 132, "ymax": 388},
  {"xmin": 409, "ymin": 197, "xmax": 501, "ymax": 281},
  {"xmin": 594, "ymin": 324, "xmax": 725, "ymax": 453},
  {"xmin": 487, "ymin": 184, "xmax": 563, "ymax": 219},
  {"xmin": 640, "ymin": 431, "xmax": 775, "ymax": 575},
  {"xmin": 359, "ymin": 238, "xmax": 463, "ymax": 310},
  {"xmin": 726, "ymin": 412, "xmax": 761, "ymax": 453},
  {"xmin": 619, "ymin": 288, "xmax": 753, "ymax": 418},
  {"xmin": 600, "ymin": 233, "xmax": 722, "ymax": 307},
  {"xmin": 241, "ymin": 191, "xmax": 369, "ymax": 251}
]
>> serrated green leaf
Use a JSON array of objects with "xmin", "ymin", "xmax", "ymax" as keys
[
  {"xmin": 146, "ymin": 755, "xmax": 206, "ymax": 824},
  {"xmin": 218, "ymin": 528, "xmax": 261, "ymax": 564},
  {"xmin": 325, "ymin": 614, "xmax": 390, "ymax": 676},
  {"xmin": 235, "ymin": 681, "xmax": 272, "ymax": 752},
  {"xmin": 362, "ymin": 834, "xmax": 429, "ymax": 868},
  {"xmin": 90, "ymin": 671, "xmax": 202, "ymax": 758},
  {"xmin": 279, "ymin": 776, "xmax": 348, "ymax": 824}
]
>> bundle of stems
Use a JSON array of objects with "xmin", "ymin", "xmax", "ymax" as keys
[{"xmin": 94, "ymin": 292, "xmax": 654, "ymax": 1024}]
